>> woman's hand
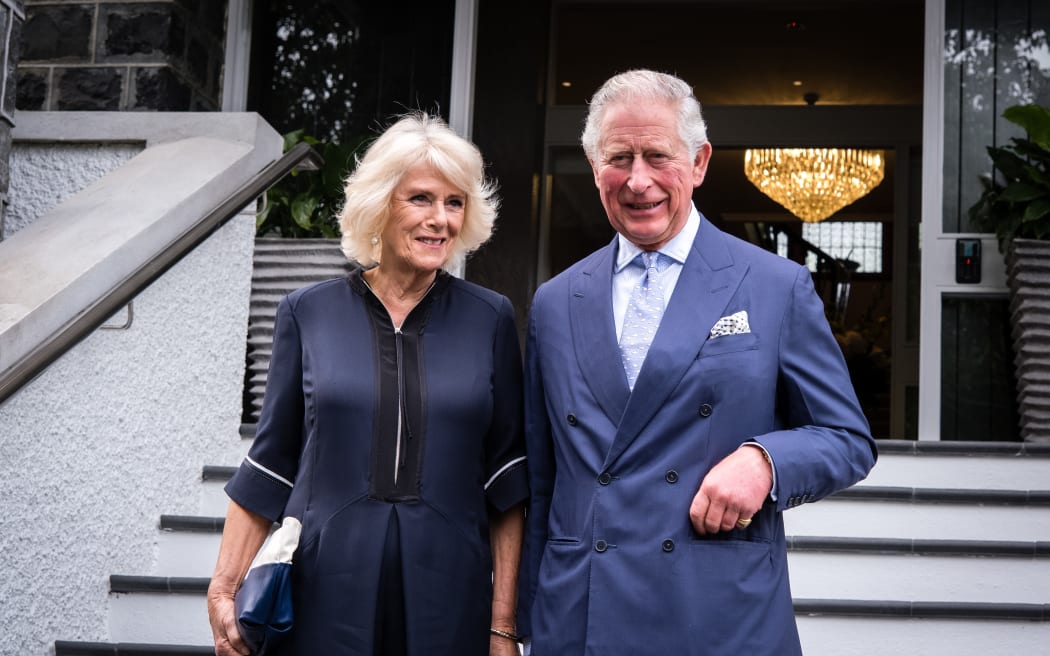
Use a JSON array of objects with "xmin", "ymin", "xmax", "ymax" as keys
[
  {"xmin": 208, "ymin": 578, "xmax": 250, "ymax": 655},
  {"xmin": 208, "ymin": 502, "xmax": 272, "ymax": 656}
]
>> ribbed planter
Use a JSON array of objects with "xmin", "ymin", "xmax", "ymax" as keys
[
  {"xmin": 1006, "ymin": 238, "xmax": 1050, "ymax": 442},
  {"xmin": 244, "ymin": 238, "xmax": 350, "ymax": 422}
]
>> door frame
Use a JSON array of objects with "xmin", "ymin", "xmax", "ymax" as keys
[{"xmin": 917, "ymin": 0, "xmax": 1009, "ymax": 441}]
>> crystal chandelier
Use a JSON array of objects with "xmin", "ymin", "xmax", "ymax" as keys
[{"xmin": 743, "ymin": 148, "xmax": 885, "ymax": 223}]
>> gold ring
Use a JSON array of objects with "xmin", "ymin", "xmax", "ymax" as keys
[{"xmin": 736, "ymin": 517, "xmax": 753, "ymax": 528}]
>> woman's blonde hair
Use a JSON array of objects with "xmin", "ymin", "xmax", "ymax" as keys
[{"xmin": 338, "ymin": 113, "xmax": 499, "ymax": 269}]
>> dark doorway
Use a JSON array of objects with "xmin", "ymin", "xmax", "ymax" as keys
[{"xmin": 470, "ymin": 0, "xmax": 925, "ymax": 439}]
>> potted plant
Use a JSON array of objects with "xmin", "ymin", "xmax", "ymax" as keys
[
  {"xmin": 968, "ymin": 103, "xmax": 1050, "ymax": 442},
  {"xmin": 256, "ymin": 129, "xmax": 369, "ymax": 238}
]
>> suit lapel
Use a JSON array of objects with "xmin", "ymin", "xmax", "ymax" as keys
[
  {"xmin": 570, "ymin": 240, "xmax": 631, "ymax": 427},
  {"xmin": 603, "ymin": 216, "xmax": 748, "ymax": 469}
]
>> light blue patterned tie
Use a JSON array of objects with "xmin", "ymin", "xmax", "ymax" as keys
[{"xmin": 620, "ymin": 251, "xmax": 668, "ymax": 390}]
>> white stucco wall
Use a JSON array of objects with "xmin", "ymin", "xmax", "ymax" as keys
[
  {"xmin": 4, "ymin": 143, "xmax": 141, "ymax": 239},
  {"xmin": 0, "ymin": 113, "xmax": 280, "ymax": 653}
]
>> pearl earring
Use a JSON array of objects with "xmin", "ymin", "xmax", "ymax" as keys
[{"xmin": 370, "ymin": 235, "xmax": 379, "ymax": 246}]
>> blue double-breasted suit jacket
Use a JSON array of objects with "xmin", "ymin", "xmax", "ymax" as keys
[{"xmin": 520, "ymin": 213, "xmax": 877, "ymax": 655}]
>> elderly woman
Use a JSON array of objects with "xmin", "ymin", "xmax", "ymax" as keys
[{"xmin": 207, "ymin": 114, "xmax": 527, "ymax": 656}]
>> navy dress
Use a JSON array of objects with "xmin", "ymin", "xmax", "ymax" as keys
[{"xmin": 226, "ymin": 269, "xmax": 528, "ymax": 655}]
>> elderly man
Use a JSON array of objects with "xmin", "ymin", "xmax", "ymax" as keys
[{"xmin": 518, "ymin": 69, "xmax": 877, "ymax": 655}]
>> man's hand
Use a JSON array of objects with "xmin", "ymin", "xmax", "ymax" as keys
[{"xmin": 689, "ymin": 445, "xmax": 773, "ymax": 535}]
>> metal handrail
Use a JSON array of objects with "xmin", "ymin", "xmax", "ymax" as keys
[
  {"xmin": 0, "ymin": 141, "xmax": 324, "ymax": 406},
  {"xmin": 748, "ymin": 221, "xmax": 856, "ymax": 322}
]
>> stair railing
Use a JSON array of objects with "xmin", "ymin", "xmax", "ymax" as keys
[
  {"xmin": 746, "ymin": 221, "xmax": 857, "ymax": 323},
  {"xmin": 0, "ymin": 142, "xmax": 323, "ymax": 406}
]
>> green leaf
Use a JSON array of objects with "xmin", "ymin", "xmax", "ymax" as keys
[
  {"xmin": 1010, "ymin": 138, "xmax": 1050, "ymax": 167},
  {"xmin": 282, "ymin": 129, "xmax": 306, "ymax": 151},
  {"xmin": 1003, "ymin": 104, "xmax": 1050, "ymax": 151},
  {"xmin": 987, "ymin": 146, "xmax": 1030, "ymax": 181},
  {"xmin": 1022, "ymin": 198, "xmax": 1050, "ymax": 223},
  {"xmin": 1002, "ymin": 183, "xmax": 1047, "ymax": 203},
  {"xmin": 291, "ymin": 195, "xmax": 320, "ymax": 230}
]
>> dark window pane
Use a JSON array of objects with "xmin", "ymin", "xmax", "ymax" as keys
[
  {"xmin": 941, "ymin": 296, "xmax": 1019, "ymax": 440},
  {"xmin": 905, "ymin": 384, "xmax": 919, "ymax": 440},
  {"xmin": 943, "ymin": 0, "xmax": 1048, "ymax": 233},
  {"xmin": 248, "ymin": 0, "xmax": 454, "ymax": 144},
  {"xmin": 548, "ymin": 146, "xmax": 613, "ymax": 277}
]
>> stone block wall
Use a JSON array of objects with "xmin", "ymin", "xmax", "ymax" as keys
[{"xmin": 16, "ymin": 1, "xmax": 227, "ymax": 111}]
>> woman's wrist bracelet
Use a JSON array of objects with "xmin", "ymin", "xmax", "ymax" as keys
[{"xmin": 490, "ymin": 628, "xmax": 521, "ymax": 643}]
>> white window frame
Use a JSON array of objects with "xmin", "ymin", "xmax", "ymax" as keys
[
  {"xmin": 222, "ymin": 0, "xmax": 253, "ymax": 112},
  {"xmin": 449, "ymin": 0, "xmax": 479, "ymax": 140}
]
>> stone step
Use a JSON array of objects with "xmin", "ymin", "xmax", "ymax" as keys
[
  {"xmin": 784, "ymin": 491, "xmax": 1050, "ymax": 542},
  {"xmin": 869, "ymin": 440, "xmax": 1050, "ymax": 490},
  {"xmin": 104, "ymin": 574, "xmax": 1050, "ymax": 652},
  {"xmin": 154, "ymin": 517, "xmax": 1050, "ymax": 602},
  {"xmin": 797, "ymin": 614, "xmax": 1050, "ymax": 656},
  {"xmin": 251, "ymin": 266, "xmax": 347, "ymax": 281},
  {"xmin": 199, "ymin": 479, "xmax": 231, "ymax": 517},
  {"xmin": 65, "ymin": 615, "xmax": 1050, "ymax": 656},
  {"xmin": 107, "ymin": 578, "xmax": 211, "ymax": 646},
  {"xmin": 787, "ymin": 549, "xmax": 1050, "ymax": 603},
  {"xmin": 196, "ymin": 462, "xmax": 1050, "ymax": 543},
  {"xmin": 156, "ymin": 517, "xmax": 224, "ymax": 578}
]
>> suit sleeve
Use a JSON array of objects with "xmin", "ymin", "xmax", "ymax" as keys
[
  {"xmin": 517, "ymin": 298, "xmax": 556, "ymax": 638},
  {"xmin": 753, "ymin": 265, "xmax": 878, "ymax": 512},
  {"xmin": 483, "ymin": 295, "xmax": 529, "ymax": 512},
  {"xmin": 225, "ymin": 295, "xmax": 305, "ymax": 522}
]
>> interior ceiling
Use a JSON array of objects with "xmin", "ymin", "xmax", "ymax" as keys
[
  {"xmin": 553, "ymin": 0, "xmax": 925, "ymax": 107},
  {"xmin": 550, "ymin": 0, "xmax": 922, "ymax": 219}
]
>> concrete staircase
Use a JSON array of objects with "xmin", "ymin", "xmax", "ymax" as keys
[
  {"xmin": 51, "ymin": 238, "xmax": 1050, "ymax": 654},
  {"xmin": 790, "ymin": 440, "xmax": 1050, "ymax": 655},
  {"xmin": 53, "ymin": 238, "xmax": 349, "ymax": 656},
  {"xmin": 53, "ymin": 438, "xmax": 1050, "ymax": 655}
]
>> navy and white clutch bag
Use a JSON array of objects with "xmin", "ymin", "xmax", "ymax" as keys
[{"xmin": 235, "ymin": 516, "xmax": 301, "ymax": 655}]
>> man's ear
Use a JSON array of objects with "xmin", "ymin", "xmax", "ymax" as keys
[
  {"xmin": 693, "ymin": 142, "xmax": 713, "ymax": 187},
  {"xmin": 589, "ymin": 158, "xmax": 600, "ymax": 188}
]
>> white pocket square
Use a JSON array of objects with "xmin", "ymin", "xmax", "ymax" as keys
[{"xmin": 709, "ymin": 310, "xmax": 751, "ymax": 338}]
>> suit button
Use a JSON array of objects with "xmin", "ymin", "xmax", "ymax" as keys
[
  {"xmin": 598, "ymin": 472, "xmax": 612, "ymax": 485},
  {"xmin": 699, "ymin": 404, "xmax": 713, "ymax": 417},
  {"xmin": 594, "ymin": 540, "xmax": 608, "ymax": 553},
  {"xmin": 665, "ymin": 470, "xmax": 678, "ymax": 484},
  {"xmin": 567, "ymin": 413, "xmax": 578, "ymax": 426},
  {"xmin": 662, "ymin": 539, "xmax": 675, "ymax": 552}
]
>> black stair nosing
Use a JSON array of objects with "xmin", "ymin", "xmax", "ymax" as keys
[
  {"xmin": 202, "ymin": 465, "xmax": 237, "ymax": 481},
  {"xmin": 54, "ymin": 641, "xmax": 215, "ymax": 655},
  {"xmin": 110, "ymin": 575, "xmax": 209, "ymax": 594},
  {"xmin": 160, "ymin": 515, "xmax": 225, "ymax": 532},
  {"xmin": 876, "ymin": 439, "xmax": 1050, "ymax": 457},
  {"xmin": 832, "ymin": 485, "xmax": 1050, "ymax": 505},
  {"xmin": 794, "ymin": 598, "xmax": 1050, "ymax": 621},
  {"xmin": 787, "ymin": 536, "xmax": 1050, "ymax": 557},
  {"xmin": 105, "ymin": 574, "xmax": 1050, "ymax": 623}
]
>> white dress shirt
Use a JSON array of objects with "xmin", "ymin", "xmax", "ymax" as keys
[{"xmin": 612, "ymin": 203, "xmax": 701, "ymax": 341}]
